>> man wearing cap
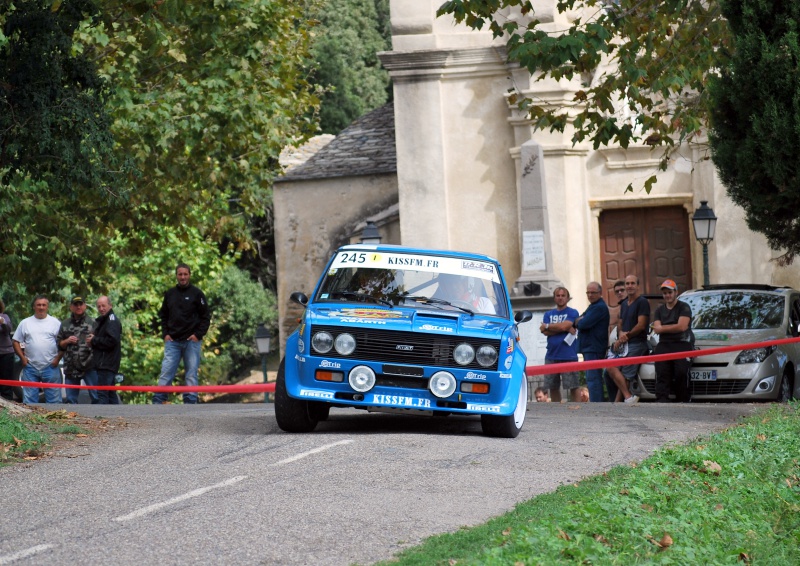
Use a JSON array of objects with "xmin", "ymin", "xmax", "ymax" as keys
[
  {"xmin": 58, "ymin": 296, "xmax": 99, "ymax": 404},
  {"xmin": 606, "ymin": 275, "xmax": 650, "ymax": 403},
  {"xmin": 153, "ymin": 263, "xmax": 211, "ymax": 404},
  {"xmin": 12, "ymin": 295, "xmax": 63, "ymax": 403},
  {"xmin": 653, "ymin": 279, "xmax": 693, "ymax": 402}
]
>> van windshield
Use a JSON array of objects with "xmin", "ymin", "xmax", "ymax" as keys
[{"xmin": 683, "ymin": 292, "xmax": 785, "ymax": 330}]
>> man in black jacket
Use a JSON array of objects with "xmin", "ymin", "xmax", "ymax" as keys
[
  {"xmin": 89, "ymin": 296, "xmax": 122, "ymax": 404},
  {"xmin": 152, "ymin": 263, "xmax": 211, "ymax": 404}
]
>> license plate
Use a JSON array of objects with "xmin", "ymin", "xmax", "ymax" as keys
[{"xmin": 690, "ymin": 369, "xmax": 717, "ymax": 381}]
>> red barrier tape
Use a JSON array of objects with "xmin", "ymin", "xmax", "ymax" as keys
[
  {"xmin": 525, "ymin": 335, "xmax": 800, "ymax": 376},
  {"xmin": 0, "ymin": 380, "xmax": 276, "ymax": 394},
  {"xmin": 4, "ymin": 336, "xmax": 798, "ymax": 390}
]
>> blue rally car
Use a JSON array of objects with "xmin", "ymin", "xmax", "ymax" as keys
[{"xmin": 275, "ymin": 244, "xmax": 533, "ymax": 437}]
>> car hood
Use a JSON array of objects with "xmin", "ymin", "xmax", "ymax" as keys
[
  {"xmin": 307, "ymin": 305, "xmax": 511, "ymax": 338},
  {"xmin": 693, "ymin": 327, "xmax": 784, "ymax": 347}
]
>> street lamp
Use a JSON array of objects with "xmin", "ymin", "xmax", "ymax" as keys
[
  {"xmin": 692, "ymin": 201, "xmax": 717, "ymax": 287},
  {"xmin": 255, "ymin": 323, "xmax": 271, "ymax": 403},
  {"xmin": 359, "ymin": 221, "xmax": 381, "ymax": 245}
]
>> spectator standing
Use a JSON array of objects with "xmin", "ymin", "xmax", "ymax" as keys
[
  {"xmin": 606, "ymin": 275, "xmax": 650, "ymax": 403},
  {"xmin": 58, "ymin": 297, "xmax": 99, "ymax": 404},
  {"xmin": 539, "ymin": 287, "xmax": 580, "ymax": 402},
  {"xmin": 653, "ymin": 279, "xmax": 693, "ymax": 402},
  {"xmin": 88, "ymin": 296, "xmax": 122, "ymax": 404},
  {"xmin": 607, "ymin": 280, "xmax": 625, "ymax": 335},
  {"xmin": 604, "ymin": 281, "xmax": 626, "ymax": 402},
  {"xmin": 152, "ymin": 263, "xmax": 211, "ymax": 405},
  {"xmin": 575, "ymin": 281, "xmax": 610, "ymax": 402},
  {"xmin": 0, "ymin": 300, "xmax": 16, "ymax": 401},
  {"xmin": 12, "ymin": 295, "xmax": 62, "ymax": 404}
]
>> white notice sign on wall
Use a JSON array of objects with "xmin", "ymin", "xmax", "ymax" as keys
[{"xmin": 522, "ymin": 230, "xmax": 546, "ymax": 271}]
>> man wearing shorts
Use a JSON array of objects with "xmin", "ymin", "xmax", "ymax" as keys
[
  {"xmin": 606, "ymin": 275, "xmax": 650, "ymax": 403},
  {"xmin": 539, "ymin": 287, "xmax": 580, "ymax": 402}
]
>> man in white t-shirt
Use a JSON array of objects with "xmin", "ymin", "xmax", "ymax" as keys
[{"xmin": 12, "ymin": 295, "xmax": 63, "ymax": 404}]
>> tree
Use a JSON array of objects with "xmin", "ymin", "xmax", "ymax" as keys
[
  {"xmin": 312, "ymin": 0, "xmax": 391, "ymax": 133},
  {"xmin": 0, "ymin": 0, "xmax": 128, "ymax": 290},
  {"xmin": 707, "ymin": 1, "xmax": 800, "ymax": 264},
  {"xmin": 1, "ymin": 1, "xmax": 325, "ymax": 389},
  {"xmin": 437, "ymin": 0, "xmax": 731, "ymax": 191}
]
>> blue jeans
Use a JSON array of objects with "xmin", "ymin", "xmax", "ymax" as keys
[
  {"xmin": 64, "ymin": 369, "xmax": 99, "ymax": 404},
  {"xmin": 153, "ymin": 340, "xmax": 201, "ymax": 404},
  {"xmin": 582, "ymin": 352, "xmax": 605, "ymax": 402},
  {"xmin": 96, "ymin": 369, "xmax": 121, "ymax": 404},
  {"xmin": 21, "ymin": 364, "xmax": 61, "ymax": 404}
]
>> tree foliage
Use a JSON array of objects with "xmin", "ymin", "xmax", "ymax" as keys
[
  {"xmin": 0, "ymin": 0, "xmax": 128, "ymax": 289},
  {"xmin": 0, "ymin": 0, "xmax": 324, "ymax": 389},
  {"xmin": 708, "ymin": 1, "xmax": 800, "ymax": 264},
  {"xmin": 312, "ymin": 0, "xmax": 391, "ymax": 133},
  {"xmin": 437, "ymin": 0, "xmax": 732, "ymax": 192}
]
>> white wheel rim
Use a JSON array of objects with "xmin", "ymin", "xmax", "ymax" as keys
[{"xmin": 513, "ymin": 377, "xmax": 527, "ymax": 428}]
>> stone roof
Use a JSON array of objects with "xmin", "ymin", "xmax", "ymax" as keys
[
  {"xmin": 279, "ymin": 134, "xmax": 335, "ymax": 172},
  {"xmin": 276, "ymin": 103, "xmax": 396, "ymax": 182}
]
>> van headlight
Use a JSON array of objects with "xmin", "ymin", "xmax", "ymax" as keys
[{"xmin": 735, "ymin": 346, "xmax": 776, "ymax": 364}]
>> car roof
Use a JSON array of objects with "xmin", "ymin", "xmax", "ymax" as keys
[
  {"xmin": 682, "ymin": 284, "xmax": 797, "ymax": 295},
  {"xmin": 337, "ymin": 244, "xmax": 500, "ymax": 263}
]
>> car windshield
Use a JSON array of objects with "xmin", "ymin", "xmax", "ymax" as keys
[
  {"xmin": 683, "ymin": 291, "xmax": 785, "ymax": 330},
  {"xmin": 315, "ymin": 250, "xmax": 508, "ymax": 317}
]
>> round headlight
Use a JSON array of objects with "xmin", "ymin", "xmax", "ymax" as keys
[
  {"xmin": 453, "ymin": 343, "xmax": 475, "ymax": 365},
  {"xmin": 311, "ymin": 331, "xmax": 333, "ymax": 354},
  {"xmin": 335, "ymin": 333, "xmax": 356, "ymax": 355},
  {"xmin": 348, "ymin": 365, "xmax": 376, "ymax": 392},
  {"xmin": 429, "ymin": 371, "xmax": 457, "ymax": 398},
  {"xmin": 476, "ymin": 345, "xmax": 498, "ymax": 367}
]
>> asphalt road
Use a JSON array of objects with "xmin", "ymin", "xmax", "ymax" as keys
[{"xmin": 0, "ymin": 401, "xmax": 759, "ymax": 565}]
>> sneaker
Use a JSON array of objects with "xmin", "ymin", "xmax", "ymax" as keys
[{"xmin": 624, "ymin": 395, "xmax": 639, "ymax": 404}]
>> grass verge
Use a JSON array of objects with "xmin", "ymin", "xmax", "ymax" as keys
[
  {"xmin": 0, "ymin": 407, "xmax": 94, "ymax": 466},
  {"xmin": 378, "ymin": 403, "xmax": 800, "ymax": 565}
]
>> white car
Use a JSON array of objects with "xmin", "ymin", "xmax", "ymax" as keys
[{"xmin": 634, "ymin": 285, "xmax": 800, "ymax": 402}]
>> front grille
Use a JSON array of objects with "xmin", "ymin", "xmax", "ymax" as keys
[
  {"xmin": 691, "ymin": 380, "xmax": 750, "ymax": 395},
  {"xmin": 311, "ymin": 325, "xmax": 500, "ymax": 371},
  {"xmin": 641, "ymin": 378, "xmax": 749, "ymax": 396}
]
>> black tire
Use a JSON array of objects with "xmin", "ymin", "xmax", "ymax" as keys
[
  {"xmin": 308, "ymin": 402, "xmax": 331, "ymax": 421},
  {"xmin": 274, "ymin": 358, "xmax": 318, "ymax": 433},
  {"xmin": 777, "ymin": 368, "xmax": 793, "ymax": 403},
  {"xmin": 480, "ymin": 375, "xmax": 527, "ymax": 438}
]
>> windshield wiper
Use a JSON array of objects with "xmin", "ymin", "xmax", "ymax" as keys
[
  {"xmin": 336, "ymin": 291, "xmax": 393, "ymax": 308},
  {"xmin": 401, "ymin": 295, "xmax": 474, "ymax": 315}
]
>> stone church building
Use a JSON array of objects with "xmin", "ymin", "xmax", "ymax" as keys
[{"xmin": 274, "ymin": 0, "xmax": 799, "ymax": 364}]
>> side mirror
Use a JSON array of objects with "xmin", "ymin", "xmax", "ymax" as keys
[
  {"xmin": 514, "ymin": 310, "xmax": 533, "ymax": 324},
  {"xmin": 290, "ymin": 291, "xmax": 308, "ymax": 307}
]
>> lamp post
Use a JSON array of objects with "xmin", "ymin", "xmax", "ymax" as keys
[
  {"xmin": 692, "ymin": 201, "xmax": 717, "ymax": 287},
  {"xmin": 359, "ymin": 221, "xmax": 382, "ymax": 244},
  {"xmin": 255, "ymin": 323, "xmax": 271, "ymax": 403}
]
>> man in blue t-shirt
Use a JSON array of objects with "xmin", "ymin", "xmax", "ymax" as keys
[
  {"xmin": 539, "ymin": 287, "xmax": 580, "ymax": 402},
  {"xmin": 607, "ymin": 275, "xmax": 650, "ymax": 403}
]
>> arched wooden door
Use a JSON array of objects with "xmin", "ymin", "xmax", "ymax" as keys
[{"xmin": 599, "ymin": 207, "xmax": 693, "ymax": 304}]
